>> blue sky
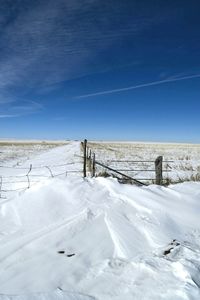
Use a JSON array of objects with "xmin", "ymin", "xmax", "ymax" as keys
[{"xmin": 0, "ymin": 0, "xmax": 200, "ymax": 142}]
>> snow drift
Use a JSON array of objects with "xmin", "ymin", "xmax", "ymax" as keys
[{"xmin": 0, "ymin": 142, "xmax": 200, "ymax": 299}]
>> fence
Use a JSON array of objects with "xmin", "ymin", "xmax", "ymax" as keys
[
  {"xmin": 82, "ymin": 139, "xmax": 173, "ymax": 186},
  {"xmin": 0, "ymin": 140, "xmax": 177, "ymax": 199},
  {"xmin": 0, "ymin": 161, "xmax": 82, "ymax": 199}
]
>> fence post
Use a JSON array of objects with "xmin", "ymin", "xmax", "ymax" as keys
[
  {"xmin": 92, "ymin": 153, "xmax": 96, "ymax": 177},
  {"xmin": 155, "ymin": 156, "xmax": 163, "ymax": 185},
  {"xmin": 83, "ymin": 139, "xmax": 87, "ymax": 178},
  {"xmin": 88, "ymin": 150, "xmax": 92, "ymax": 174}
]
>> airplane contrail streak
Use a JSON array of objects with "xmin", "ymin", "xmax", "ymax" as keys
[{"xmin": 76, "ymin": 73, "xmax": 200, "ymax": 99}]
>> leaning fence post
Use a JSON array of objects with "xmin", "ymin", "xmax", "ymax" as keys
[
  {"xmin": 155, "ymin": 156, "xmax": 163, "ymax": 185},
  {"xmin": 92, "ymin": 153, "xmax": 96, "ymax": 177},
  {"xmin": 83, "ymin": 139, "xmax": 87, "ymax": 178}
]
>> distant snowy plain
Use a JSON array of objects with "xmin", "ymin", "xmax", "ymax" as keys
[{"xmin": 0, "ymin": 141, "xmax": 200, "ymax": 300}]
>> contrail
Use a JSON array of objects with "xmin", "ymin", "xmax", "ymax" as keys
[{"xmin": 76, "ymin": 73, "xmax": 200, "ymax": 99}]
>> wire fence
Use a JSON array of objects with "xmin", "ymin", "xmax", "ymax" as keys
[
  {"xmin": 82, "ymin": 139, "xmax": 174, "ymax": 186},
  {"xmin": 96, "ymin": 159, "xmax": 172, "ymax": 180},
  {"xmin": 0, "ymin": 161, "xmax": 83, "ymax": 199}
]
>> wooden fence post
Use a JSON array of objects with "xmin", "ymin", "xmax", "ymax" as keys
[
  {"xmin": 92, "ymin": 153, "xmax": 96, "ymax": 177},
  {"xmin": 88, "ymin": 150, "xmax": 92, "ymax": 174},
  {"xmin": 83, "ymin": 139, "xmax": 87, "ymax": 178},
  {"xmin": 155, "ymin": 156, "xmax": 163, "ymax": 185}
]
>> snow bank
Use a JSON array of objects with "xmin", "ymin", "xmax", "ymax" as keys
[{"xmin": 0, "ymin": 175, "xmax": 200, "ymax": 299}]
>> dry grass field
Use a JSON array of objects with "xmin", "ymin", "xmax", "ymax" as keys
[
  {"xmin": 87, "ymin": 141, "xmax": 200, "ymax": 183},
  {"xmin": 0, "ymin": 140, "xmax": 68, "ymax": 165}
]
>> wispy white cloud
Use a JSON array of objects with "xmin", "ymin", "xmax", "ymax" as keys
[
  {"xmin": 0, "ymin": 0, "xmax": 191, "ymax": 112},
  {"xmin": 0, "ymin": 114, "xmax": 20, "ymax": 118},
  {"xmin": 0, "ymin": 0, "xmax": 166, "ymax": 93},
  {"xmin": 76, "ymin": 73, "xmax": 200, "ymax": 99},
  {"xmin": 0, "ymin": 100, "xmax": 43, "ymax": 118}
]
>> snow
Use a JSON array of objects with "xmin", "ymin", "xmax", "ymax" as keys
[{"xmin": 0, "ymin": 141, "xmax": 200, "ymax": 299}]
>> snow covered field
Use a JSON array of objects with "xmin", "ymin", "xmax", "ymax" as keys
[
  {"xmin": 0, "ymin": 141, "xmax": 200, "ymax": 299},
  {"xmin": 0, "ymin": 141, "xmax": 68, "ymax": 165},
  {"xmin": 0, "ymin": 141, "xmax": 82, "ymax": 200}
]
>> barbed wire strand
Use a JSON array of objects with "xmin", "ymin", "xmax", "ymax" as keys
[
  {"xmin": 45, "ymin": 166, "xmax": 54, "ymax": 177},
  {"xmin": 26, "ymin": 164, "xmax": 32, "ymax": 189},
  {"xmin": 0, "ymin": 161, "xmax": 82, "ymax": 169},
  {"xmin": 0, "ymin": 169, "xmax": 82, "ymax": 197}
]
